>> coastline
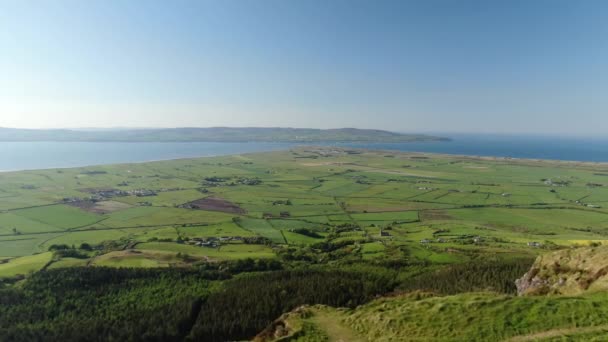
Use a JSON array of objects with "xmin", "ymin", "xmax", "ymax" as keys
[
  {"xmin": 2, "ymin": 144, "xmax": 608, "ymax": 174},
  {"xmin": 2, "ymin": 135, "xmax": 608, "ymax": 172}
]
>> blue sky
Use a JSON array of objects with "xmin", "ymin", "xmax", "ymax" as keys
[{"xmin": 1, "ymin": 0, "xmax": 607, "ymax": 135}]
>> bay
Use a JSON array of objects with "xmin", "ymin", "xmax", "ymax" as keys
[{"xmin": 1, "ymin": 134, "xmax": 607, "ymax": 171}]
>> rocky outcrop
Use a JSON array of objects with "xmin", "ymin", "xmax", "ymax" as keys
[
  {"xmin": 516, "ymin": 246, "xmax": 608, "ymax": 296},
  {"xmin": 253, "ymin": 305, "xmax": 313, "ymax": 342}
]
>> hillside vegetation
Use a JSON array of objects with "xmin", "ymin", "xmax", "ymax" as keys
[
  {"xmin": 257, "ymin": 292, "xmax": 608, "ymax": 342},
  {"xmin": 258, "ymin": 246, "xmax": 608, "ymax": 342}
]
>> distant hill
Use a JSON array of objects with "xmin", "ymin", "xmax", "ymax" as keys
[{"xmin": 0, "ymin": 127, "xmax": 447, "ymax": 143}]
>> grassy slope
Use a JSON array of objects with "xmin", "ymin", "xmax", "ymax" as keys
[
  {"xmin": 266, "ymin": 292, "xmax": 608, "ymax": 342},
  {"xmin": 0, "ymin": 252, "xmax": 53, "ymax": 277},
  {"xmin": 266, "ymin": 246, "xmax": 608, "ymax": 341}
]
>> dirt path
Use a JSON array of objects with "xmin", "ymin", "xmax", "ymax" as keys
[
  {"xmin": 503, "ymin": 324, "xmax": 608, "ymax": 342},
  {"xmin": 310, "ymin": 311, "xmax": 364, "ymax": 342}
]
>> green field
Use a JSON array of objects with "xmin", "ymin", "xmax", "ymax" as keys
[
  {"xmin": 0, "ymin": 252, "xmax": 53, "ymax": 277},
  {"xmin": 136, "ymin": 241, "xmax": 275, "ymax": 260},
  {"xmin": 1, "ymin": 147, "xmax": 608, "ymax": 268}
]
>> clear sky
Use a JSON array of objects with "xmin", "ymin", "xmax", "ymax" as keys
[{"xmin": 1, "ymin": 0, "xmax": 607, "ymax": 135}]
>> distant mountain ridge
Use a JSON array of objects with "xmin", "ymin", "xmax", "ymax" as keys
[{"xmin": 0, "ymin": 127, "xmax": 447, "ymax": 143}]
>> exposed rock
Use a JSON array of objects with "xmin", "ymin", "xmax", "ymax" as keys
[
  {"xmin": 253, "ymin": 305, "xmax": 314, "ymax": 342},
  {"xmin": 516, "ymin": 245, "xmax": 608, "ymax": 296}
]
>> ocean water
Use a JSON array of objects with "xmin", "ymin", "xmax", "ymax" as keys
[
  {"xmin": 0, "ymin": 142, "xmax": 296, "ymax": 172},
  {"xmin": 336, "ymin": 134, "xmax": 608, "ymax": 162},
  {"xmin": 0, "ymin": 134, "xmax": 607, "ymax": 171}
]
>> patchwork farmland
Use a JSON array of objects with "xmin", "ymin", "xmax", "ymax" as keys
[{"xmin": 1, "ymin": 147, "xmax": 608, "ymax": 275}]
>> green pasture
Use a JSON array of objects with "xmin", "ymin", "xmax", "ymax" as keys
[
  {"xmin": 92, "ymin": 251, "xmax": 165, "ymax": 268},
  {"xmin": 136, "ymin": 242, "xmax": 275, "ymax": 260},
  {"xmin": 12, "ymin": 205, "xmax": 103, "ymax": 229},
  {"xmin": 0, "ymin": 252, "xmax": 53, "ymax": 277},
  {"xmin": 1, "ymin": 147, "xmax": 608, "ymax": 270},
  {"xmin": 237, "ymin": 218, "xmax": 285, "ymax": 243},
  {"xmin": 282, "ymin": 230, "xmax": 325, "ymax": 245},
  {"xmin": 0, "ymin": 233, "xmax": 63, "ymax": 257},
  {"xmin": 47, "ymin": 257, "xmax": 89, "ymax": 269},
  {"xmin": 97, "ymin": 206, "xmax": 234, "ymax": 228},
  {"xmin": 179, "ymin": 222, "xmax": 255, "ymax": 238}
]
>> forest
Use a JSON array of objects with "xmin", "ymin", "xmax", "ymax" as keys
[{"xmin": 0, "ymin": 257, "xmax": 530, "ymax": 341}]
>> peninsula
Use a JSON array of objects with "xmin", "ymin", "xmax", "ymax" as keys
[{"xmin": 0, "ymin": 127, "xmax": 447, "ymax": 143}]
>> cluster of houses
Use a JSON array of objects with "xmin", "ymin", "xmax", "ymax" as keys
[
  {"xmin": 201, "ymin": 176, "xmax": 263, "ymax": 187},
  {"xmin": 234, "ymin": 177, "xmax": 263, "ymax": 186},
  {"xmin": 419, "ymin": 236, "xmax": 483, "ymax": 245},
  {"xmin": 574, "ymin": 200, "xmax": 602, "ymax": 209},
  {"xmin": 543, "ymin": 178, "xmax": 571, "ymax": 187},
  {"xmin": 186, "ymin": 236, "xmax": 243, "ymax": 248},
  {"xmin": 418, "ymin": 237, "xmax": 543, "ymax": 248},
  {"xmin": 307, "ymin": 148, "xmax": 345, "ymax": 157},
  {"xmin": 420, "ymin": 238, "xmax": 448, "ymax": 244},
  {"xmin": 179, "ymin": 202, "xmax": 204, "ymax": 210},
  {"xmin": 74, "ymin": 188, "xmax": 158, "ymax": 201},
  {"xmin": 272, "ymin": 199, "xmax": 293, "ymax": 206},
  {"xmin": 129, "ymin": 189, "xmax": 157, "ymax": 197},
  {"xmin": 262, "ymin": 211, "xmax": 291, "ymax": 219}
]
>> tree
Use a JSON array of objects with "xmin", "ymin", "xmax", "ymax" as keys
[{"xmin": 80, "ymin": 243, "xmax": 93, "ymax": 251}]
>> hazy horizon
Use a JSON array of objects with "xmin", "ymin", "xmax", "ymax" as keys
[
  {"xmin": 2, "ymin": 126, "xmax": 607, "ymax": 139},
  {"xmin": 2, "ymin": 0, "xmax": 608, "ymax": 135}
]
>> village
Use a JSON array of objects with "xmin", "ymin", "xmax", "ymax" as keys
[{"xmin": 185, "ymin": 236, "xmax": 243, "ymax": 248}]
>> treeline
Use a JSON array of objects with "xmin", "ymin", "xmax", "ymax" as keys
[
  {"xmin": 398, "ymin": 258, "xmax": 534, "ymax": 295},
  {"xmin": 188, "ymin": 269, "xmax": 398, "ymax": 341}
]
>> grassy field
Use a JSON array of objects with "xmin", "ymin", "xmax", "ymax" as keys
[
  {"xmin": 136, "ymin": 241, "xmax": 276, "ymax": 260},
  {"xmin": 0, "ymin": 252, "xmax": 52, "ymax": 277},
  {"xmin": 1, "ymin": 147, "xmax": 608, "ymax": 273}
]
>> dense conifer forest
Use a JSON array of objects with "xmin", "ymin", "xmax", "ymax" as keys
[{"xmin": 0, "ymin": 257, "xmax": 532, "ymax": 341}]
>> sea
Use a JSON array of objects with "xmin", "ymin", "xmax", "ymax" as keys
[{"xmin": 1, "ymin": 134, "xmax": 607, "ymax": 172}]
